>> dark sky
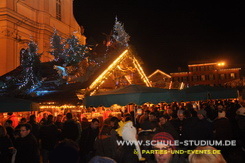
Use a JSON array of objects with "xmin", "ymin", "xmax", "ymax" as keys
[{"xmin": 73, "ymin": 0, "xmax": 245, "ymax": 75}]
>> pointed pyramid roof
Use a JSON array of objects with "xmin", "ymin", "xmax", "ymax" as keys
[{"xmin": 87, "ymin": 49, "xmax": 152, "ymax": 95}]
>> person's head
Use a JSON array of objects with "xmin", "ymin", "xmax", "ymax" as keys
[
  {"xmin": 149, "ymin": 112, "xmax": 157, "ymax": 122},
  {"xmin": 124, "ymin": 116, "xmax": 132, "ymax": 122},
  {"xmin": 197, "ymin": 109, "xmax": 207, "ymax": 120},
  {"xmin": 217, "ymin": 104, "xmax": 224, "ymax": 111},
  {"xmin": 66, "ymin": 113, "xmax": 73, "ymax": 120},
  {"xmin": 144, "ymin": 110, "xmax": 151, "ymax": 116},
  {"xmin": 177, "ymin": 110, "xmax": 185, "ymax": 121},
  {"xmin": 218, "ymin": 110, "xmax": 226, "ymax": 118},
  {"xmin": 152, "ymin": 132, "xmax": 175, "ymax": 163},
  {"xmin": 109, "ymin": 117, "xmax": 119, "ymax": 129},
  {"xmin": 47, "ymin": 115, "xmax": 54, "ymax": 124},
  {"xmin": 29, "ymin": 114, "xmax": 36, "ymax": 122},
  {"xmin": 91, "ymin": 118, "xmax": 99, "ymax": 129},
  {"xmin": 7, "ymin": 112, "xmax": 13, "ymax": 116},
  {"xmin": 49, "ymin": 139, "xmax": 80, "ymax": 163},
  {"xmin": 20, "ymin": 123, "xmax": 32, "ymax": 138},
  {"xmin": 0, "ymin": 125, "xmax": 7, "ymax": 137},
  {"xmin": 4, "ymin": 120, "xmax": 13, "ymax": 127},
  {"xmin": 20, "ymin": 118, "xmax": 27, "ymax": 124},
  {"xmin": 56, "ymin": 115, "xmax": 63, "ymax": 122},
  {"xmin": 188, "ymin": 146, "xmax": 226, "ymax": 163},
  {"xmin": 159, "ymin": 114, "xmax": 170, "ymax": 125}
]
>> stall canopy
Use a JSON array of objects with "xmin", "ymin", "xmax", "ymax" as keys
[
  {"xmin": 182, "ymin": 85, "xmax": 238, "ymax": 101},
  {"xmin": 0, "ymin": 96, "xmax": 40, "ymax": 113},
  {"xmin": 84, "ymin": 84, "xmax": 181, "ymax": 107},
  {"xmin": 84, "ymin": 85, "xmax": 238, "ymax": 107}
]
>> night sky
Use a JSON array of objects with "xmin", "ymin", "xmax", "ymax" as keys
[{"xmin": 73, "ymin": 0, "xmax": 245, "ymax": 75}]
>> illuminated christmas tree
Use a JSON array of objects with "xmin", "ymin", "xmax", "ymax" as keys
[{"xmin": 111, "ymin": 17, "xmax": 130, "ymax": 47}]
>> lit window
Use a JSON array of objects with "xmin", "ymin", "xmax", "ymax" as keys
[
  {"xmin": 230, "ymin": 73, "xmax": 235, "ymax": 79},
  {"xmin": 201, "ymin": 75, "xmax": 205, "ymax": 81},
  {"xmin": 56, "ymin": 0, "xmax": 61, "ymax": 20},
  {"xmin": 209, "ymin": 74, "xmax": 214, "ymax": 80},
  {"xmin": 200, "ymin": 66, "xmax": 205, "ymax": 71}
]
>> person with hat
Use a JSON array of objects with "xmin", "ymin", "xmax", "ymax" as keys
[{"xmin": 151, "ymin": 132, "xmax": 187, "ymax": 163}]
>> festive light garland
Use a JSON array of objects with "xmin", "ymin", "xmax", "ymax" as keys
[{"xmin": 89, "ymin": 49, "xmax": 152, "ymax": 95}]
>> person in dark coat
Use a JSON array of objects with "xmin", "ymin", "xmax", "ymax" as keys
[
  {"xmin": 183, "ymin": 109, "xmax": 213, "ymax": 149},
  {"xmin": 14, "ymin": 123, "xmax": 40, "ymax": 163},
  {"xmin": 40, "ymin": 113, "xmax": 48, "ymax": 126},
  {"xmin": 49, "ymin": 139, "xmax": 80, "ymax": 163},
  {"xmin": 54, "ymin": 114, "xmax": 63, "ymax": 130},
  {"xmin": 0, "ymin": 125, "xmax": 14, "ymax": 163},
  {"xmin": 28, "ymin": 115, "xmax": 40, "ymax": 140},
  {"xmin": 156, "ymin": 114, "xmax": 179, "ymax": 140},
  {"xmin": 213, "ymin": 110, "xmax": 233, "ymax": 159},
  {"xmin": 14, "ymin": 118, "xmax": 27, "ymax": 138},
  {"xmin": 62, "ymin": 113, "xmax": 81, "ymax": 142},
  {"xmin": 213, "ymin": 110, "xmax": 232, "ymax": 140},
  {"xmin": 94, "ymin": 124, "xmax": 118, "ymax": 160},
  {"xmin": 4, "ymin": 120, "xmax": 15, "ymax": 143},
  {"xmin": 140, "ymin": 112, "xmax": 158, "ymax": 131},
  {"xmin": 39, "ymin": 115, "xmax": 60, "ymax": 163},
  {"xmin": 170, "ymin": 110, "xmax": 186, "ymax": 142},
  {"xmin": 79, "ymin": 118, "xmax": 99, "ymax": 162}
]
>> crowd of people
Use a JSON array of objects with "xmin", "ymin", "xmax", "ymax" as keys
[{"xmin": 0, "ymin": 99, "xmax": 244, "ymax": 163}]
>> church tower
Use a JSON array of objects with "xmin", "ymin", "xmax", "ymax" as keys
[{"xmin": 0, "ymin": 0, "xmax": 85, "ymax": 75}]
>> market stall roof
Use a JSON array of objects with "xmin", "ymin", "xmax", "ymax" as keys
[
  {"xmin": 85, "ymin": 49, "xmax": 152, "ymax": 95},
  {"xmin": 84, "ymin": 85, "xmax": 239, "ymax": 107},
  {"xmin": 84, "ymin": 84, "xmax": 181, "ymax": 107},
  {"xmin": 0, "ymin": 96, "xmax": 39, "ymax": 113},
  {"xmin": 31, "ymin": 91, "xmax": 80, "ymax": 104},
  {"xmin": 96, "ymin": 84, "xmax": 172, "ymax": 95},
  {"xmin": 182, "ymin": 85, "xmax": 238, "ymax": 100}
]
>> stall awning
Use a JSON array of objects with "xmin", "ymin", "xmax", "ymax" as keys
[
  {"xmin": 84, "ymin": 85, "xmax": 181, "ymax": 107},
  {"xmin": 0, "ymin": 96, "xmax": 39, "ymax": 113},
  {"xmin": 182, "ymin": 85, "xmax": 238, "ymax": 100},
  {"xmin": 84, "ymin": 85, "xmax": 238, "ymax": 107}
]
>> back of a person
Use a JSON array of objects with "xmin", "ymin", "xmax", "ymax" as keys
[
  {"xmin": 15, "ymin": 134, "xmax": 39, "ymax": 163},
  {"xmin": 0, "ymin": 136, "xmax": 13, "ymax": 163},
  {"xmin": 94, "ymin": 125, "xmax": 117, "ymax": 160},
  {"xmin": 40, "ymin": 123, "xmax": 60, "ymax": 150},
  {"xmin": 28, "ymin": 121, "xmax": 40, "ymax": 140},
  {"xmin": 49, "ymin": 139, "xmax": 80, "ymax": 163},
  {"xmin": 63, "ymin": 119, "xmax": 80, "ymax": 141}
]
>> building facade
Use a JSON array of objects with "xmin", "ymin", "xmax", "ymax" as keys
[
  {"xmin": 0, "ymin": 0, "xmax": 85, "ymax": 76},
  {"xmin": 171, "ymin": 62, "xmax": 241, "ymax": 87}
]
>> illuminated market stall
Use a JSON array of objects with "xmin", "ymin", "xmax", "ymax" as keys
[{"xmin": 0, "ymin": 18, "xmax": 152, "ymax": 122}]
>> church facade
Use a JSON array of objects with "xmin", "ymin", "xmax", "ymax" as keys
[{"xmin": 0, "ymin": 0, "xmax": 85, "ymax": 75}]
